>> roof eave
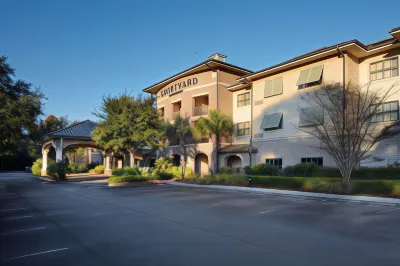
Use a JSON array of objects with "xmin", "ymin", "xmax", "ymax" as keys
[{"xmin": 143, "ymin": 59, "xmax": 253, "ymax": 95}]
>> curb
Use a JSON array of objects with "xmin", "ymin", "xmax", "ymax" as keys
[
  {"xmin": 166, "ymin": 182, "xmax": 400, "ymax": 206},
  {"xmin": 32, "ymin": 175, "xmax": 55, "ymax": 182}
]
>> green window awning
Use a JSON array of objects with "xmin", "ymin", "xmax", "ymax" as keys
[
  {"xmin": 264, "ymin": 77, "xmax": 283, "ymax": 98},
  {"xmin": 297, "ymin": 65, "xmax": 323, "ymax": 86},
  {"xmin": 298, "ymin": 106, "xmax": 324, "ymax": 126},
  {"xmin": 260, "ymin": 112, "xmax": 283, "ymax": 130}
]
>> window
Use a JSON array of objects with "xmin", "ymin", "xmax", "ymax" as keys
[
  {"xmin": 260, "ymin": 112, "xmax": 283, "ymax": 131},
  {"xmin": 264, "ymin": 77, "xmax": 283, "ymax": 98},
  {"xmin": 370, "ymin": 57, "xmax": 398, "ymax": 81},
  {"xmin": 301, "ymin": 157, "xmax": 323, "ymax": 166},
  {"xmin": 371, "ymin": 101, "xmax": 399, "ymax": 122},
  {"xmin": 298, "ymin": 106, "xmax": 324, "ymax": 126},
  {"xmin": 297, "ymin": 65, "xmax": 323, "ymax": 89},
  {"xmin": 158, "ymin": 107, "xmax": 164, "ymax": 118},
  {"xmin": 237, "ymin": 92, "xmax": 250, "ymax": 107},
  {"xmin": 237, "ymin": 121, "xmax": 250, "ymax": 136},
  {"xmin": 266, "ymin": 158, "xmax": 282, "ymax": 169}
]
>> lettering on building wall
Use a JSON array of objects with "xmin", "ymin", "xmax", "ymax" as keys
[{"xmin": 160, "ymin": 77, "xmax": 198, "ymax": 97}]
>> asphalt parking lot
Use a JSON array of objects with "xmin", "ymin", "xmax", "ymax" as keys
[{"xmin": 1, "ymin": 172, "xmax": 400, "ymax": 266}]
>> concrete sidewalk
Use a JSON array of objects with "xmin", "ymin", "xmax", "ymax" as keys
[{"xmin": 167, "ymin": 182, "xmax": 400, "ymax": 206}]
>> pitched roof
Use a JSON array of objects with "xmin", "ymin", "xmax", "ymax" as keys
[
  {"xmin": 219, "ymin": 144, "xmax": 258, "ymax": 154},
  {"xmin": 142, "ymin": 58, "xmax": 253, "ymax": 94},
  {"xmin": 45, "ymin": 120, "xmax": 97, "ymax": 139}
]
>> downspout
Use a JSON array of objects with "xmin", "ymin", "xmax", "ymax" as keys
[
  {"xmin": 337, "ymin": 46, "xmax": 348, "ymax": 173},
  {"xmin": 242, "ymin": 78, "xmax": 253, "ymax": 166}
]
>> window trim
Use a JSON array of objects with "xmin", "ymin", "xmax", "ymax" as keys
[
  {"xmin": 237, "ymin": 92, "xmax": 250, "ymax": 107},
  {"xmin": 369, "ymin": 57, "xmax": 398, "ymax": 82},
  {"xmin": 301, "ymin": 157, "xmax": 323, "ymax": 166},
  {"xmin": 237, "ymin": 121, "xmax": 250, "ymax": 136},
  {"xmin": 265, "ymin": 158, "xmax": 283, "ymax": 169},
  {"xmin": 370, "ymin": 100, "xmax": 399, "ymax": 123}
]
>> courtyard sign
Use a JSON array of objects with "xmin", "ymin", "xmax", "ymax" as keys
[{"xmin": 160, "ymin": 77, "xmax": 198, "ymax": 97}]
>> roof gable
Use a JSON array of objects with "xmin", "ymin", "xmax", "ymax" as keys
[{"xmin": 45, "ymin": 120, "xmax": 97, "ymax": 139}]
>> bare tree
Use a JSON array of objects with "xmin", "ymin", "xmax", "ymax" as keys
[{"xmin": 297, "ymin": 82, "xmax": 399, "ymax": 190}]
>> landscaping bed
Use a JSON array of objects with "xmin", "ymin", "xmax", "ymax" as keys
[{"xmin": 182, "ymin": 174, "xmax": 400, "ymax": 198}]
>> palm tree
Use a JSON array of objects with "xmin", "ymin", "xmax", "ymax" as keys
[
  {"xmin": 165, "ymin": 115, "xmax": 192, "ymax": 180},
  {"xmin": 193, "ymin": 109, "xmax": 234, "ymax": 175}
]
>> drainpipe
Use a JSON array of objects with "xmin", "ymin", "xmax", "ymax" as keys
[
  {"xmin": 337, "ymin": 45, "xmax": 347, "ymax": 169},
  {"xmin": 242, "ymin": 78, "xmax": 253, "ymax": 166}
]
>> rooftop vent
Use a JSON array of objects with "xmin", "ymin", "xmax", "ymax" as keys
[{"xmin": 209, "ymin": 53, "xmax": 227, "ymax": 62}]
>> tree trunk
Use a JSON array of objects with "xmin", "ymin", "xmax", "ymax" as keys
[
  {"xmin": 179, "ymin": 141, "xmax": 186, "ymax": 180},
  {"xmin": 341, "ymin": 165, "xmax": 352, "ymax": 194},
  {"xmin": 211, "ymin": 142, "xmax": 217, "ymax": 175}
]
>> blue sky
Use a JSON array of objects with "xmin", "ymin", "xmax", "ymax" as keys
[{"xmin": 1, "ymin": 0, "xmax": 399, "ymax": 122}]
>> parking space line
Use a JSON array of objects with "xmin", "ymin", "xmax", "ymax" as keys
[
  {"xmin": 2, "ymin": 215, "xmax": 34, "ymax": 220},
  {"xmin": 375, "ymin": 207, "xmax": 400, "ymax": 214},
  {"xmin": 212, "ymin": 204, "xmax": 219, "ymax": 206},
  {"xmin": 1, "ymin": 227, "xmax": 47, "ymax": 236},
  {"xmin": 259, "ymin": 209, "xmax": 281, "ymax": 215},
  {"xmin": 0, "ymin": 207, "xmax": 27, "ymax": 212},
  {"xmin": 3, "ymin": 247, "xmax": 68, "ymax": 261},
  {"xmin": 0, "ymin": 196, "xmax": 19, "ymax": 199}
]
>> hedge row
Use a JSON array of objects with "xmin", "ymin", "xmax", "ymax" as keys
[
  {"xmin": 243, "ymin": 162, "xmax": 400, "ymax": 180},
  {"xmin": 186, "ymin": 174, "xmax": 400, "ymax": 196},
  {"xmin": 108, "ymin": 175, "xmax": 149, "ymax": 183}
]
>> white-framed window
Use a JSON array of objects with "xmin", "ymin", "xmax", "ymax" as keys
[
  {"xmin": 301, "ymin": 157, "xmax": 323, "ymax": 166},
  {"xmin": 266, "ymin": 158, "xmax": 282, "ymax": 169},
  {"xmin": 370, "ymin": 57, "xmax": 398, "ymax": 81},
  {"xmin": 237, "ymin": 92, "xmax": 250, "ymax": 107},
  {"xmin": 237, "ymin": 121, "xmax": 250, "ymax": 136},
  {"xmin": 371, "ymin": 101, "xmax": 399, "ymax": 122}
]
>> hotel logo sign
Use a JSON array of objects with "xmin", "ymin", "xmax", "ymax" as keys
[{"xmin": 160, "ymin": 77, "xmax": 198, "ymax": 97}]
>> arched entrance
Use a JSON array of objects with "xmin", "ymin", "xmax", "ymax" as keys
[
  {"xmin": 172, "ymin": 154, "xmax": 181, "ymax": 166},
  {"xmin": 227, "ymin": 155, "xmax": 242, "ymax": 173},
  {"xmin": 195, "ymin": 153, "xmax": 209, "ymax": 176}
]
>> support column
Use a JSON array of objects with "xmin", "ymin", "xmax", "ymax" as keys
[
  {"xmin": 41, "ymin": 149, "xmax": 49, "ymax": 176},
  {"xmin": 55, "ymin": 147, "xmax": 63, "ymax": 162},
  {"xmin": 130, "ymin": 152, "xmax": 134, "ymax": 168},
  {"xmin": 87, "ymin": 148, "xmax": 92, "ymax": 164},
  {"xmin": 105, "ymin": 154, "xmax": 112, "ymax": 176}
]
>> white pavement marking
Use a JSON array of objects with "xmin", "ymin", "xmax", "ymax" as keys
[
  {"xmin": 0, "ymin": 196, "xmax": 19, "ymax": 199},
  {"xmin": 4, "ymin": 248, "xmax": 68, "ymax": 261},
  {"xmin": 0, "ymin": 207, "xmax": 27, "ymax": 212},
  {"xmin": 1, "ymin": 227, "xmax": 47, "ymax": 236},
  {"xmin": 3, "ymin": 215, "xmax": 34, "ymax": 220},
  {"xmin": 259, "ymin": 209, "xmax": 281, "ymax": 215},
  {"xmin": 375, "ymin": 207, "xmax": 400, "ymax": 214},
  {"xmin": 212, "ymin": 204, "xmax": 219, "ymax": 206}
]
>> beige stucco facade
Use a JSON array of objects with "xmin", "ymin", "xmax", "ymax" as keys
[{"xmin": 144, "ymin": 54, "xmax": 252, "ymax": 175}]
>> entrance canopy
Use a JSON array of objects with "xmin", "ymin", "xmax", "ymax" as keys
[{"xmin": 41, "ymin": 120, "xmax": 98, "ymax": 176}]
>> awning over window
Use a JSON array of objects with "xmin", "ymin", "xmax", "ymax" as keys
[
  {"xmin": 260, "ymin": 112, "xmax": 283, "ymax": 129},
  {"xmin": 298, "ymin": 106, "xmax": 324, "ymax": 126},
  {"xmin": 297, "ymin": 65, "xmax": 323, "ymax": 86},
  {"xmin": 264, "ymin": 77, "xmax": 283, "ymax": 98}
]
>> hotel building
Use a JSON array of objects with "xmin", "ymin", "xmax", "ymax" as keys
[{"xmin": 144, "ymin": 26, "xmax": 400, "ymax": 174}]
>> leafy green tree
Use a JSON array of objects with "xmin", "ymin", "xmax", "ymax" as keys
[
  {"xmin": 92, "ymin": 93, "xmax": 164, "ymax": 164},
  {"xmin": 165, "ymin": 115, "xmax": 192, "ymax": 180},
  {"xmin": 193, "ymin": 109, "xmax": 233, "ymax": 175},
  {"xmin": 0, "ymin": 56, "xmax": 45, "ymax": 158}
]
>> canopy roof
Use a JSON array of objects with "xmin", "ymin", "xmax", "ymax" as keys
[{"xmin": 45, "ymin": 120, "xmax": 97, "ymax": 139}]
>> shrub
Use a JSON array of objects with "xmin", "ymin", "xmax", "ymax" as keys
[
  {"xmin": 169, "ymin": 166, "xmax": 194, "ymax": 179},
  {"xmin": 139, "ymin": 167, "xmax": 153, "ymax": 175},
  {"xmin": 244, "ymin": 164, "xmax": 280, "ymax": 176},
  {"xmin": 351, "ymin": 180, "xmax": 394, "ymax": 195},
  {"xmin": 108, "ymin": 175, "xmax": 148, "ymax": 183},
  {"xmin": 282, "ymin": 162, "xmax": 319, "ymax": 177},
  {"xmin": 219, "ymin": 166, "xmax": 233, "ymax": 174},
  {"xmin": 77, "ymin": 164, "xmax": 88, "ymax": 173},
  {"xmin": 32, "ymin": 158, "xmax": 42, "ymax": 176},
  {"xmin": 93, "ymin": 165, "xmax": 105, "ymax": 174},
  {"xmin": 158, "ymin": 171, "xmax": 175, "ymax": 180},
  {"xmin": 87, "ymin": 162, "xmax": 98, "ymax": 170},
  {"xmin": 154, "ymin": 157, "xmax": 173, "ymax": 172},
  {"xmin": 251, "ymin": 176, "xmax": 306, "ymax": 189},
  {"xmin": 123, "ymin": 167, "xmax": 142, "ymax": 176},
  {"xmin": 47, "ymin": 161, "xmax": 67, "ymax": 180},
  {"xmin": 351, "ymin": 167, "xmax": 400, "ymax": 180},
  {"xmin": 112, "ymin": 168, "xmax": 124, "ymax": 176}
]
